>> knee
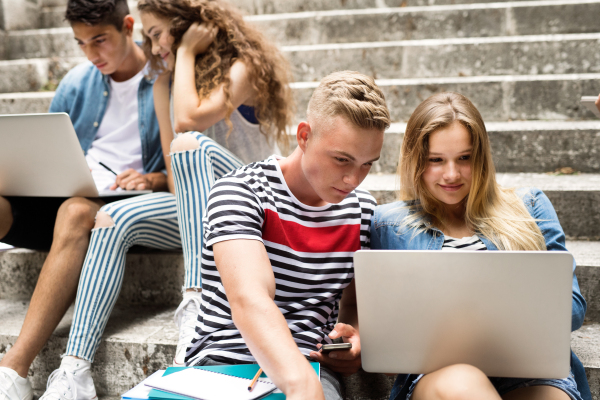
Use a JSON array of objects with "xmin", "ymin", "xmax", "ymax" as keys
[
  {"xmin": 57, "ymin": 198, "xmax": 98, "ymax": 230},
  {"xmin": 94, "ymin": 211, "xmax": 115, "ymax": 229},
  {"xmin": 171, "ymin": 133, "xmax": 200, "ymax": 153},
  {"xmin": 428, "ymin": 364, "xmax": 491, "ymax": 400}
]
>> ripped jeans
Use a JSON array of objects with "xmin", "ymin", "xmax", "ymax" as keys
[{"xmin": 65, "ymin": 132, "xmax": 243, "ymax": 361}]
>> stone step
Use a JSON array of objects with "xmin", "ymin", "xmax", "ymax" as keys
[
  {"xmin": 245, "ymin": 0, "xmax": 600, "ymax": 46},
  {"xmin": 284, "ymin": 33, "xmax": 600, "ymax": 82},
  {"xmin": 36, "ymin": 0, "xmax": 540, "ymax": 29},
  {"xmin": 6, "ymin": 0, "xmax": 600, "ymax": 59},
  {"xmin": 2, "ymin": 286, "xmax": 599, "ymax": 399},
  {"xmin": 3, "ymin": 74, "xmax": 600, "ymax": 120},
  {"xmin": 4, "ymin": 32, "xmax": 600, "ymax": 93},
  {"xmin": 361, "ymin": 172, "xmax": 600, "ymax": 239}
]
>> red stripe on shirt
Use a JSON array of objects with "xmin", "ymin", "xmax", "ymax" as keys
[{"xmin": 261, "ymin": 209, "xmax": 361, "ymax": 253}]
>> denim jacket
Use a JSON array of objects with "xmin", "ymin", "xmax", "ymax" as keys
[
  {"xmin": 49, "ymin": 61, "xmax": 165, "ymax": 174},
  {"xmin": 371, "ymin": 187, "xmax": 589, "ymax": 400}
]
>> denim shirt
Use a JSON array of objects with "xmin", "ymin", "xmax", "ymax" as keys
[
  {"xmin": 48, "ymin": 61, "xmax": 165, "ymax": 174},
  {"xmin": 372, "ymin": 188, "xmax": 588, "ymax": 400}
]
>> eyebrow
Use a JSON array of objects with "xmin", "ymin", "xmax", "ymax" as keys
[
  {"xmin": 75, "ymin": 33, "xmax": 107, "ymax": 43},
  {"xmin": 334, "ymin": 150, "xmax": 380, "ymax": 163},
  {"xmin": 429, "ymin": 148, "xmax": 472, "ymax": 156}
]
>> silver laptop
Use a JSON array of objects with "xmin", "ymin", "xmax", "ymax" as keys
[
  {"xmin": 0, "ymin": 113, "xmax": 151, "ymax": 197},
  {"xmin": 354, "ymin": 250, "xmax": 573, "ymax": 379}
]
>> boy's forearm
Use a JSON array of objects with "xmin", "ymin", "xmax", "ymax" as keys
[{"xmin": 230, "ymin": 293, "xmax": 324, "ymax": 399}]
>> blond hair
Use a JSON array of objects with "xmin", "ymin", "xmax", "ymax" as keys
[
  {"xmin": 398, "ymin": 92, "xmax": 546, "ymax": 251},
  {"xmin": 307, "ymin": 71, "xmax": 391, "ymax": 132}
]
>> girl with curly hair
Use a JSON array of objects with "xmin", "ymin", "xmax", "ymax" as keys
[{"xmin": 58, "ymin": 0, "xmax": 294, "ymax": 386}]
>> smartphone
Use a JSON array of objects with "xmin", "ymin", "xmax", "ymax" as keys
[{"xmin": 320, "ymin": 343, "xmax": 352, "ymax": 353}]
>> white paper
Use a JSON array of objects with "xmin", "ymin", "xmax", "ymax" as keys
[
  {"xmin": 147, "ymin": 368, "xmax": 276, "ymax": 400},
  {"xmin": 122, "ymin": 370, "xmax": 166, "ymax": 400}
]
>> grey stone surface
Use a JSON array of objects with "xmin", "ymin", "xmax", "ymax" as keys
[
  {"xmin": 6, "ymin": 27, "xmax": 80, "ymax": 60},
  {"xmin": 0, "ymin": 57, "xmax": 84, "ymax": 93},
  {"xmin": 0, "ymin": 248, "xmax": 185, "ymax": 306},
  {"xmin": 291, "ymin": 74, "xmax": 600, "ymax": 122},
  {"xmin": 284, "ymin": 33, "xmax": 600, "ymax": 82},
  {"xmin": 0, "ymin": 0, "xmax": 40, "ymax": 31},
  {"xmin": 571, "ymin": 323, "xmax": 600, "ymax": 397},
  {"xmin": 361, "ymin": 172, "xmax": 600, "ymax": 239},
  {"xmin": 246, "ymin": 1, "xmax": 600, "ymax": 46},
  {"xmin": 0, "ymin": 91, "xmax": 53, "ymax": 114}
]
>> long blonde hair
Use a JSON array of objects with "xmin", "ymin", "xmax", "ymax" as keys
[
  {"xmin": 138, "ymin": 0, "xmax": 294, "ymax": 149},
  {"xmin": 398, "ymin": 92, "xmax": 546, "ymax": 251}
]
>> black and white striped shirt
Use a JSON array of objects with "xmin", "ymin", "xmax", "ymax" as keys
[
  {"xmin": 186, "ymin": 156, "xmax": 376, "ymax": 365},
  {"xmin": 442, "ymin": 235, "xmax": 487, "ymax": 251}
]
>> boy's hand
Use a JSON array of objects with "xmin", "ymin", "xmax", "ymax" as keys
[
  {"xmin": 595, "ymin": 93, "xmax": 600, "ymax": 113},
  {"xmin": 110, "ymin": 169, "xmax": 151, "ymax": 191},
  {"xmin": 179, "ymin": 22, "xmax": 218, "ymax": 56},
  {"xmin": 309, "ymin": 323, "xmax": 362, "ymax": 376}
]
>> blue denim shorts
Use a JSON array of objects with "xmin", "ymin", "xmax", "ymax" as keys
[{"xmin": 406, "ymin": 370, "xmax": 583, "ymax": 400}]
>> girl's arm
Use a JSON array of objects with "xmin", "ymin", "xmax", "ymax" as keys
[
  {"xmin": 172, "ymin": 23, "xmax": 255, "ymax": 133},
  {"xmin": 153, "ymin": 71, "xmax": 176, "ymax": 194},
  {"xmin": 530, "ymin": 188, "xmax": 587, "ymax": 331}
]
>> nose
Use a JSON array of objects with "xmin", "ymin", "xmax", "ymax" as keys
[
  {"xmin": 82, "ymin": 45, "xmax": 99, "ymax": 64},
  {"xmin": 151, "ymin": 41, "xmax": 161, "ymax": 56},
  {"xmin": 443, "ymin": 162, "xmax": 460, "ymax": 182},
  {"xmin": 343, "ymin": 169, "xmax": 362, "ymax": 189}
]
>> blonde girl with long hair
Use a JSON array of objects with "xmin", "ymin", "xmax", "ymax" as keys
[{"xmin": 371, "ymin": 92, "xmax": 587, "ymax": 400}]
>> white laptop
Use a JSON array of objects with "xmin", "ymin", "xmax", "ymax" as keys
[
  {"xmin": 0, "ymin": 113, "xmax": 151, "ymax": 197},
  {"xmin": 354, "ymin": 250, "xmax": 573, "ymax": 379}
]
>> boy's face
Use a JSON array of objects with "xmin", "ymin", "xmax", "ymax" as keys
[
  {"xmin": 71, "ymin": 21, "xmax": 130, "ymax": 76},
  {"xmin": 299, "ymin": 116, "xmax": 384, "ymax": 204}
]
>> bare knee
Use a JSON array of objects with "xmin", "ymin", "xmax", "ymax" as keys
[
  {"xmin": 94, "ymin": 211, "xmax": 115, "ymax": 229},
  {"xmin": 171, "ymin": 133, "xmax": 200, "ymax": 153},
  {"xmin": 0, "ymin": 196, "xmax": 13, "ymax": 240},
  {"xmin": 417, "ymin": 364, "xmax": 494, "ymax": 400},
  {"xmin": 57, "ymin": 198, "xmax": 100, "ymax": 231}
]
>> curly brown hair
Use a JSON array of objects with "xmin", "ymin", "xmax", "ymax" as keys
[{"xmin": 137, "ymin": 0, "xmax": 294, "ymax": 149}]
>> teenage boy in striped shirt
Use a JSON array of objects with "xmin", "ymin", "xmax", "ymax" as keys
[{"xmin": 184, "ymin": 71, "xmax": 391, "ymax": 400}]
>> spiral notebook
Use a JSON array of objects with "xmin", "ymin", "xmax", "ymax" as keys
[{"xmin": 146, "ymin": 367, "xmax": 276, "ymax": 400}]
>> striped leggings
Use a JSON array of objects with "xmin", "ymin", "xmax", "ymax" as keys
[{"xmin": 65, "ymin": 133, "xmax": 244, "ymax": 361}]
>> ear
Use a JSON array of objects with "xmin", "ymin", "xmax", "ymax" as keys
[
  {"xmin": 296, "ymin": 122, "xmax": 311, "ymax": 153},
  {"xmin": 122, "ymin": 15, "xmax": 135, "ymax": 35}
]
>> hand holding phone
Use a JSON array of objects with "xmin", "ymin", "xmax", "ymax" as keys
[{"xmin": 319, "ymin": 343, "xmax": 352, "ymax": 353}]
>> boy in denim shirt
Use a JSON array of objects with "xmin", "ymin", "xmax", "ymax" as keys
[{"xmin": 0, "ymin": 1, "xmax": 165, "ymax": 400}]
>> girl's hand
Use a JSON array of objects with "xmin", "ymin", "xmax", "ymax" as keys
[{"xmin": 179, "ymin": 22, "xmax": 218, "ymax": 56}]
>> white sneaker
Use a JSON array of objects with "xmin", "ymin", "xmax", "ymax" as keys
[
  {"xmin": 39, "ymin": 357, "xmax": 97, "ymax": 400},
  {"xmin": 0, "ymin": 367, "xmax": 32, "ymax": 400},
  {"xmin": 173, "ymin": 291, "xmax": 202, "ymax": 366}
]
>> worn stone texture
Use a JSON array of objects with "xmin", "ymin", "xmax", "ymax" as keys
[
  {"xmin": 0, "ymin": 249, "xmax": 185, "ymax": 306},
  {"xmin": 247, "ymin": 2, "xmax": 600, "ymax": 46},
  {"xmin": 285, "ymin": 34, "xmax": 600, "ymax": 82},
  {"xmin": 0, "ymin": 92, "xmax": 53, "ymax": 114},
  {"xmin": 0, "ymin": 0, "xmax": 40, "ymax": 31},
  {"xmin": 0, "ymin": 57, "xmax": 82, "ymax": 93}
]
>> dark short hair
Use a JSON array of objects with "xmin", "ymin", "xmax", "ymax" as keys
[{"xmin": 66, "ymin": 0, "xmax": 130, "ymax": 31}]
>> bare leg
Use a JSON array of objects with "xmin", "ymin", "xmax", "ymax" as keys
[
  {"xmin": 0, "ymin": 197, "xmax": 104, "ymax": 378},
  {"xmin": 0, "ymin": 196, "xmax": 14, "ymax": 240},
  {"xmin": 413, "ymin": 364, "xmax": 502, "ymax": 400},
  {"xmin": 502, "ymin": 385, "xmax": 570, "ymax": 400}
]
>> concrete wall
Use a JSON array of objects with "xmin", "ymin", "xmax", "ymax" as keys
[{"xmin": 0, "ymin": 0, "xmax": 40, "ymax": 31}]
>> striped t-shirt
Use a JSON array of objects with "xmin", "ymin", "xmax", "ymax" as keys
[
  {"xmin": 442, "ymin": 235, "xmax": 487, "ymax": 251},
  {"xmin": 186, "ymin": 155, "xmax": 376, "ymax": 365}
]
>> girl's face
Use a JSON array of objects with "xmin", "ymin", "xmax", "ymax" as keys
[
  {"xmin": 140, "ymin": 12, "xmax": 175, "ymax": 71},
  {"xmin": 422, "ymin": 121, "xmax": 473, "ymax": 208}
]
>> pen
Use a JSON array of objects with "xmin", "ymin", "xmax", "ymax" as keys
[
  {"xmin": 99, "ymin": 162, "xmax": 118, "ymax": 176},
  {"xmin": 247, "ymin": 367, "xmax": 263, "ymax": 392}
]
